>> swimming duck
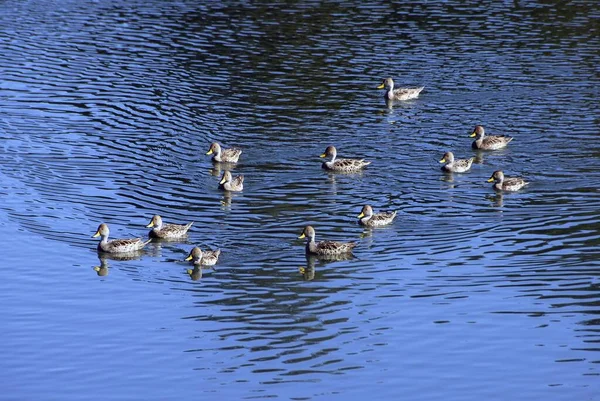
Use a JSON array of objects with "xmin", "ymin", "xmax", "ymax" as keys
[
  {"xmin": 92, "ymin": 223, "xmax": 150, "ymax": 253},
  {"xmin": 298, "ymin": 225, "xmax": 356, "ymax": 256},
  {"xmin": 357, "ymin": 205, "xmax": 397, "ymax": 227},
  {"xmin": 146, "ymin": 214, "xmax": 193, "ymax": 239},
  {"xmin": 487, "ymin": 170, "xmax": 529, "ymax": 192},
  {"xmin": 439, "ymin": 152, "xmax": 474, "ymax": 173},
  {"xmin": 377, "ymin": 78, "xmax": 424, "ymax": 101},
  {"xmin": 206, "ymin": 142, "xmax": 242, "ymax": 163},
  {"xmin": 470, "ymin": 125, "xmax": 513, "ymax": 150},
  {"xmin": 219, "ymin": 170, "xmax": 244, "ymax": 191},
  {"xmin": 185, "ymin": 246, "xmax": 221, "ymax": 266},
  {"xmin": 320, "ymin": 145, "xmax": 371, "ymax": 173}
]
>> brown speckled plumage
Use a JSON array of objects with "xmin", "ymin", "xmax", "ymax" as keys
[
  {"xmin": 357, "ymin": 205, "xmax": 397, "ymax": 227},
  {"xmin": 92, "ymin": 223, "xmax": 150, "ymax": 253},
  {"xmin": 439, "ymin": 151, "xmax": 474, "ymax": 173},
  {"xmin": 298, "ymin": 225, "xmax": 356, "ymax": 256},
  {"xmin": 487, "ymin": 170, "xmax": 529, "ymax": 192},
  {"xmin": 470, "ymin": 125, "xmax": 513, "ymax": 150},
  {"xmin": 146, "ymin": 214, "xmax": 193, "ymax": 239},
  {"xmin": 219, "ymin": 170, "xmax": 244, "ymax": 191},
  {"xmin": 206, "ymin": 142, "xmax": 242, "ymax": 163},
  {"xmin": 320, "ymin": 145, "xmax": 371, "ymax": 173},
  {"xmin": 377, "ymin": 78, "xmax": 424, "ymax": 101},
  {"xmin": 185, "ymin": 246, "xmax": 221, "ymax": 266}
]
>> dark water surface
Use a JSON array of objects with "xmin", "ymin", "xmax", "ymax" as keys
[{"xmin": 1, "ymin": 1, "xmax": 599, "ymax": 400}]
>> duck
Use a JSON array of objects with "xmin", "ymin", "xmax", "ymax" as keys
[
  {"xmin": 357, "ymin": 205, "xmax": 397, "ymax": 227},
  {"xmin": 298, "ymin": 225, "xmax": 356, "ymax": 256},
  {"xmin": 185, "ymin": 246, "xmax": 221, "ymax": 267},
  {"xmin": 487, "ymin": 170, "xmax": 529, "ymax": 192},
  {"xmin": 377, "ymin": 78, "xmax": 424, "ymax": 101},
  {"xmin": 219, "ymin": 170, "xmax": 244, "ymax": 191},
  {"xmin": 92, "ymin": 223, "xmax": 150, "ymax": 253},
  {"xmin": 439, "ymin": 151, "xmax": 474, "ymax": 173},
  {"xmin": 320, "ymin": 145, "xmax": 371, "ymax": 173},
  {"xmin": 206, "ymin": 142, "xmax": 242, "ymax": 163},
  {"xmin": 146, "ymin": 214, "xmax": 193, "ymax": 239},
  {"xmin": 470, "ymin": 125, "xmax": 513, "ymax": 150}
]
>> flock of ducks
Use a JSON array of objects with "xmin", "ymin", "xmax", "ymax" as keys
[{"xmin": 92, "ymin": 77, "xmax": 529, "ymax": 270}]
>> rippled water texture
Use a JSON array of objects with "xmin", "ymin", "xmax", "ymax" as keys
[{"xmin": 1, "ymin": 1, "xmax": 599, "ymax": 400}]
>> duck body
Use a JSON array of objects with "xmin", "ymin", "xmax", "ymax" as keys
[
  {"xmin": 358, "ymin": 205, "xmax": 397, "ymax": 227},
  {"xmin": 470, "ymin": 125, "xmax": 513, "ymax": 150},
  {"xmin": 439, "ymin": 152, "xmax": 474, "ymax": 173},
  {"xmin": 146, "ymin": 215, "xmax": 193, "ymax": 239},
  {"xmin": 206, "ymin": 142, "xmax": 242, "ymax": 163},
  {"xmin": 377, "ymin": 78, "xmax": 424, "ymax": 101},
  {"xmin": 92, "ymin": 223, "xmax": 150, "ymax": 254},
  {"xmin": 298, "ymin": 225, "xmax": 356, "ymax": 256},
  {"xmin": 487, "ymin": 170, "xmax": 529, "ymax": 192},
  {"xmin": 219, "ymin": 170, "xmax": 244, "ymax": 191},
  {"xmin": 320, "ymin": 145, "xmax": 370, "ymax": 173},
  {"xmin": 185, "ymin": 246, "xmax": 221, "ymax": 266}
]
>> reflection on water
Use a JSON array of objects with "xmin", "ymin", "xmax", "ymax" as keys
[
  {"xmin": 93, "ymin": 258, "xmax": 110, "ymax": 277},
  {"xmin": 0, "ymin": 0, "xmax": 599, "ymax": 400},
  {"xmin": 186, "ymin": 266, "xmax": 202, "ymax": 281}
]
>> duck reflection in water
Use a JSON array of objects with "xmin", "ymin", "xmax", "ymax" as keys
[
  {"xmin": 185, "ymin": 265, "xmax": 216, "ymax": 282},
  {"xmin": 96, "ymin": 250, "xmax": 144, "ymax": 262},
  {"xmin": 487, "ymin": 192, "xmax": 504, "ymax": 208},
  {"xmin": 472, "ymin": 152, "xmax": 484, "ymax": 165},
  {"xmin": 298, "ymin": 254, "xmax": 354, "ymax": 281},
  {"xmin": 186, "ymin": 266, "xmax": 203, "ymax": 281},
  {"xmin": 221, "ymin": 190, "xmax": 233, "ymax": 207},
  {"xmin": 299, "ymin": 255, "xmax": 317, "ymax": 281},
  {"xmin": 93, "ymin": 257, "xmax": 110, "ymax": 277},
  {"xmin": 92, "ymin": 252, "xmax": 143, "ymax": 277},
  {"xmin": 209, "ymin": 163, "xmax": 223, "ymax": 177},
  {"xmin": 209, "ymin": 162, "xmax": 240, "ymax": 178}
]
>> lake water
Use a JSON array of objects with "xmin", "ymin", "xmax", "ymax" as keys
[{"xmin": 1, "ymin": 1, "xmax": 599, "ymax": 400}]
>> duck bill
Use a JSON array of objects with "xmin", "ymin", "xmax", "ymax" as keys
[
  {"xmin": 146, "ymin": 221, "xmax": 154, "ymax": 228},
  {"xmin": 487, "ymin": 177, "xmax": 495, "ymax": 182},
  {"xmin": 92, "ymin": 231, "xmax": 100, "ymax": 238},
  {"xmin": 376, "ymin": 83, "xmax": 385, "ymax": 89},
  {"xmin": 298, "ymin": 233, "xmax": 306, "ymax": 239},
  {"xmin": 219, "ymin": 178, "xmax": 227, "ymax": 185},
  {"xmin": 319, "ymin": 154, "xmax": 326, "ymax": 158},
  {"xmin": 469, "ymin": 132, "xmax": 477, "ymax": 137},
  {"xmin": 357, "ymin": 212, "xmax": 365, "ymax": 218},
  {"xmin": 439, "ymin": 159, "xmax": 446, "ymax": 163},
  {"xmin": 206, "ymin": 149, "xmax": 213, "ymax": 155},
  {"xmin": 185, "ymin": 255, "xmax": 193, "ymax": 261}
]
